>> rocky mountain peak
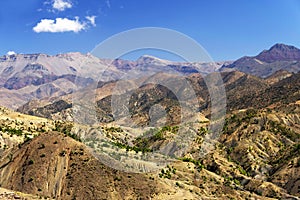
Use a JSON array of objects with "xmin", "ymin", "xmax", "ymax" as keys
[
  {"xmin": 269, "ymin": 43, "xmax": 298, "ymax": 51},
  {"xmin": 137, "ymin": 55, "xmax": 160, "ymax": 61},
  {"xmin": 136, "ymin": 55, "xmax": 172, "ymax": 66},
  {"xmin": 222, "ymin": 43, "xmax": 300, "ymax": 77},
  {"xmin": 256, "ymin": 43, "xmax": 300, "ymax": 62}
]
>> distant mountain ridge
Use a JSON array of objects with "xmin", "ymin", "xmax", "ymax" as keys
[
  {"xmin": 222, "ymin": 43, "xmax": 300, "ymax": 77},
  {"xmin": 1, "ymin": 43, "xmax": 300, "ymax": 110},
  {"xmin": 0, "ymin": 53, "xmax": 227, "ymax": 110},
  {"xmin": 0, "ymin": 53, "xmax": 100, "ymax": 109}
]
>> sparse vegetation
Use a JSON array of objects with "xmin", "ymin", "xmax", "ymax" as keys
[
  {"xmin": 237, "ymin": 165, "xmax": 248, "ymax": 176},
  {"xmin": 38, "ymin": 143, "xmax": 45, "ymax": 149},
  {"xmin": 133, "ymin": 125, "xmax": 179, "ymax": 151},
  {"xmin": 59, "ymin": 150, "xmax": 67, "ymax": 157},
  {"xmin": 28, "ymin": 159, "xmax": 34, "ymax": 165},
  {"xmin": 40, "ymin": 154, "xmax": 46, "ymax": 158},
  {"xmin": 112, "ymin": 141, "xmax": 152, "ymax": 153},
  {"xmin": 0, "ymin": 127, "xmax": 22, "ymax": 136},
  {"xmin": 159, "ymin": 165, "xmax": 176, "ymax": 179},
  {"xmin": 179, "ymin": 157, "xmax": 204, "ymax": 171}
]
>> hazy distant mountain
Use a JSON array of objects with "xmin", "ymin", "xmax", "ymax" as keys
[
  {"xmin": 0, "ymin": 53, "xmax": 228, "ymax": 110},
  {"xmin": 0, "ymin": 53, "xmax": 101, "ymax": 109},
  {"xmin": 221, "ymin": 43, "xmax": 300, "ymax": 77},
  {"xmin": 3, "ymin": 43, "xmax": 300, "ymax": 111}
]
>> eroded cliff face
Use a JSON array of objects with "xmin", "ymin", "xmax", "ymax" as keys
[
  {"xmin": 0, "ymin": 132, "xmax": 166, "ymax": 200},
  {"xmin": 0, "ymin": 132, "xmax": 71, "ymax": 199},
  {"xmin": 219, "ymin": 105, "xmax": 300, "ymax": 197}
]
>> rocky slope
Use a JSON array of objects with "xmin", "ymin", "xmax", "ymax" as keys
[
  {"xmin": 265, "ymin": 70, "xmax": 293, "ymax": 84},
  {"xmin": 18, "ymin": 70, "xmax": 271, "ymax": 124},
  {"xmin": 1, "ymin": 106, "xmax": 299, "ymax": 199},
  {"xmin": 0, "ymin": 132, "xmax": 164, "ymax": 199},
  {"xmin": 228, "ymin": 71, "xmax": 300, "ymax": 110}
]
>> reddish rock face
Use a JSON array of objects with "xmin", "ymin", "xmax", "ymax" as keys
[{"xmin": 256, "ymin": 43, "xmax": 300, "ymax": 63}]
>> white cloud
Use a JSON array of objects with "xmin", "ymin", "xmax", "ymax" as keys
[
  {"xmin": 33, "ymin": 17, "xmax": 86, "ymax": 33},
  {"xmin": 86, "ymin": 16, "xmax": 96, "ymax": 27},
  {"xmin": 7, "ymin": 51, "xmax": 16, "ymax": 56},
  {"xmin": 52, "ymin": 0, "xmax": 72, "ymax": 11}
]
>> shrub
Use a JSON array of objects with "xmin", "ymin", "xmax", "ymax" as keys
[
  {"xmin": 38, "ymin": 144, "xmax": 45, "ymax": 149},
  {"xmin": 179, "ymin": 157, "xmax": 204, "ymax": 171},
  {"xmin": 59, "ymin": 150, "xmax": 66, "ymax": 157},
  {"xmin": 238, "ymin": 166, "xmax": 248, "ymax": 176},
  {"xmin": 3, "ymin": 127, "xmax": 22, "ymax": 136},
  {"xmin": 296, "ymin": 159, "xmax": 300, "ymax": 167}
]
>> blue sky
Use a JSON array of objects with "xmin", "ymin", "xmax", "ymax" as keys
[{"xmin": 1, "ymin": 0, "xmax": 300, "ymax": 61}]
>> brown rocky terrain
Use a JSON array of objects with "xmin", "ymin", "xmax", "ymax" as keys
[
  {"xmin": 0, "ymin": 187, "xmax": 41, "ymax": 200},
  {"xmin": 1, "ymin": 101, "xmax": 300, "ymax": 199},
  {"xmin": 2, "ymin": 44, "xmax": 300, "ymax": 199},
  {"xmin": 17, "ymin": 70, "xmax": 272, "ymax": 127},
  {"xmin": 0, "ymin": 132, "xmax": 166, "ymax": 199}
]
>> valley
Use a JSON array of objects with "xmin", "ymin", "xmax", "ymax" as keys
[{"xmin": 0, "ymin": 44, "xmax": 300, "ymax": 199}]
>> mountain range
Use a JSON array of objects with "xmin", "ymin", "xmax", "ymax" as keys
[
  {"xmin": 1, "ymin": 43, "xmax": 300, "ymax": 111},
  {"xmin": 1, "ymin": 43, "xmax": 300, "ymax": 199},
  {"xmin": 0, "ymin": 52, "xmax": 228, "ymax": 110}
]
